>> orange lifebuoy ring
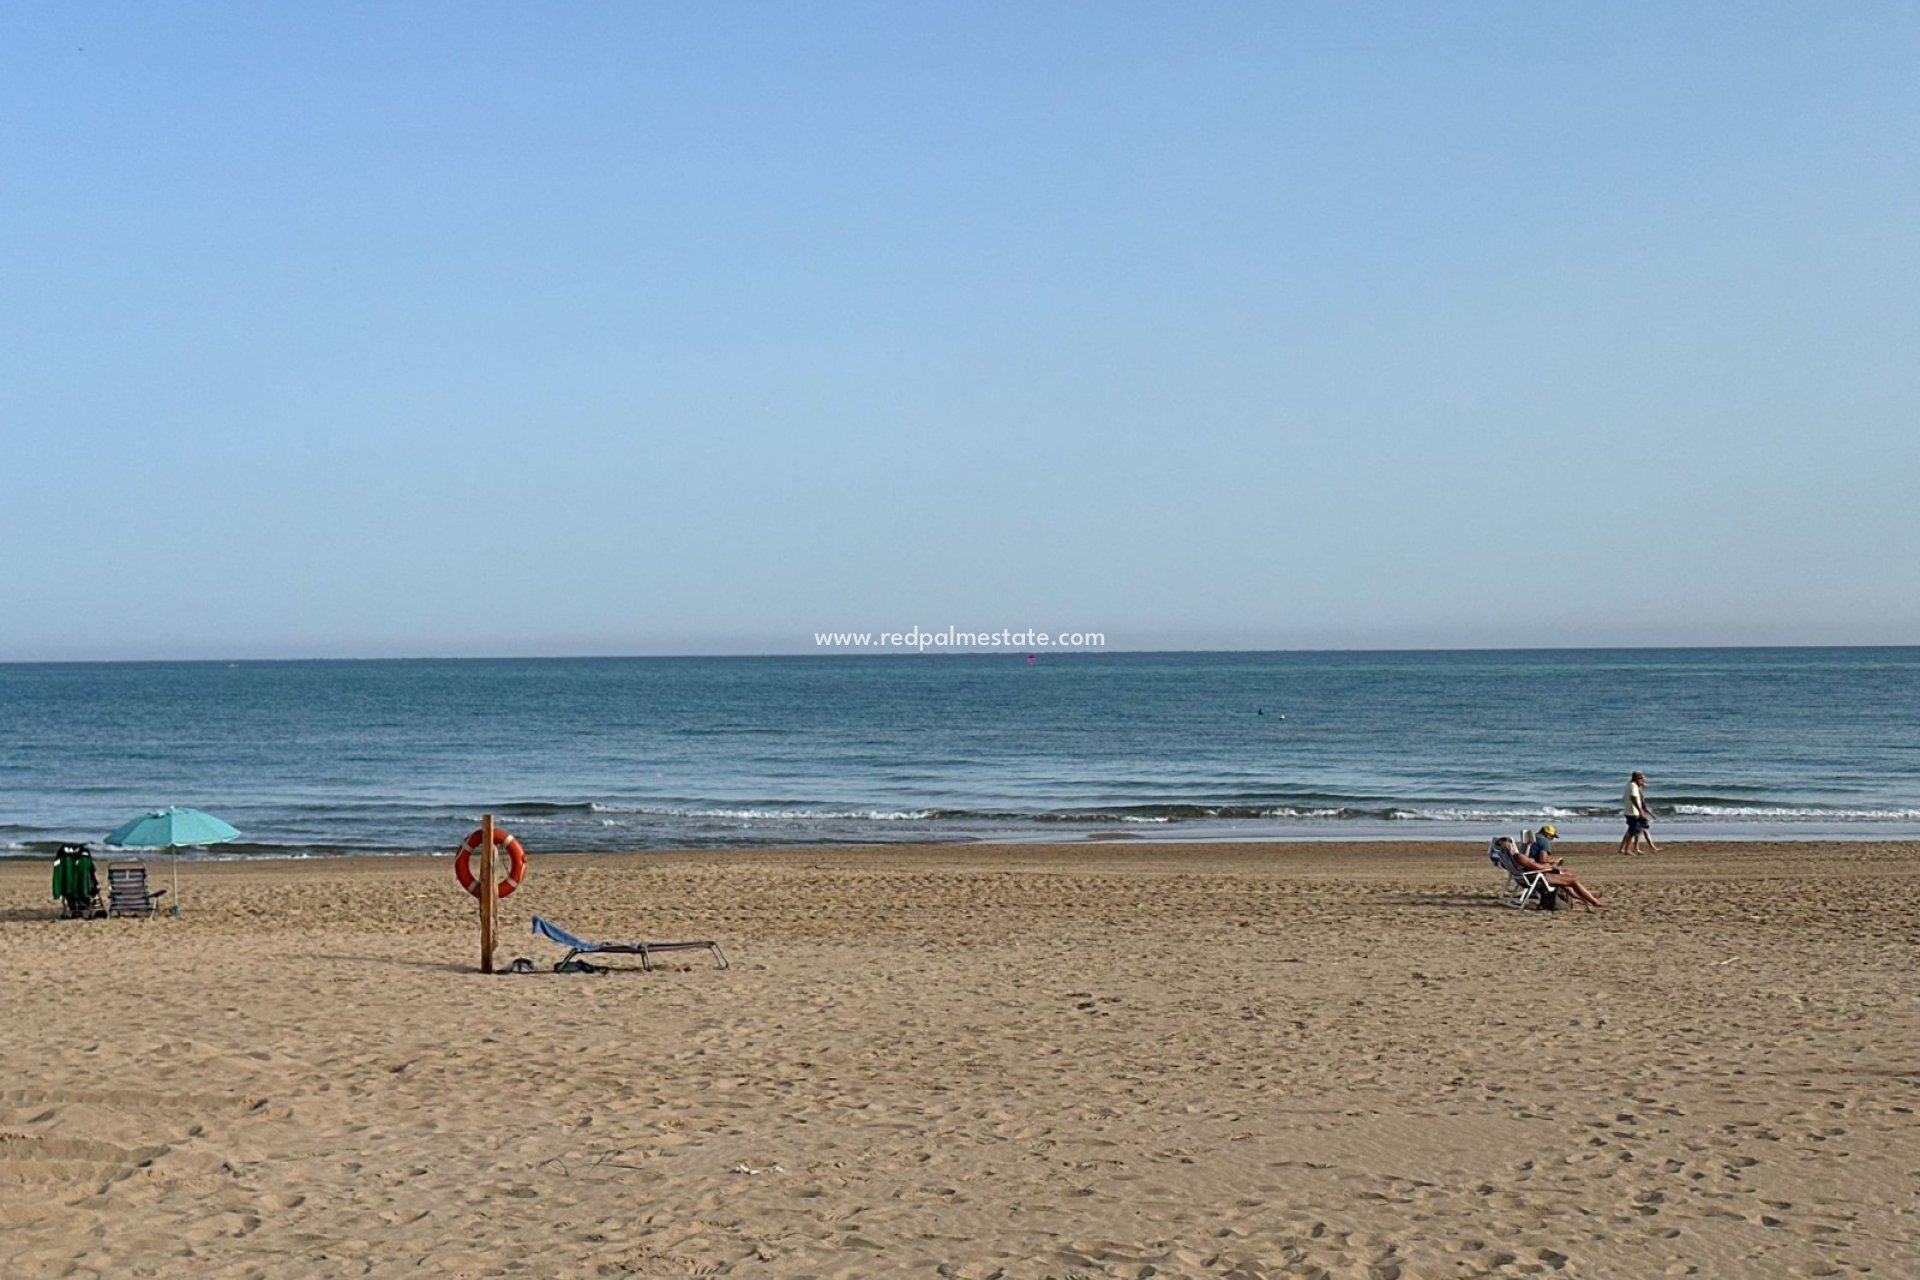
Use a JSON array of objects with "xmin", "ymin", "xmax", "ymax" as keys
[{"xmin": 455, "ymin": 827, "xmax": 527, "ymax": 899}]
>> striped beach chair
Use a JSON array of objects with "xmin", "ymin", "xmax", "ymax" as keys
[{"xmin": 107, "ymin": 865, "xmax": 168, "ymax": 918}]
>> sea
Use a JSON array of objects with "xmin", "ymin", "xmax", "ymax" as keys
[{"xmin": 3, "ymin": 648, "xmax": 1918, "ymax": 860}]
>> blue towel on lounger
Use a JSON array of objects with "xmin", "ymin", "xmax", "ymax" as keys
[{"xmin": 531, "ymin": 916, "xmax": 600, "ymax": 951}]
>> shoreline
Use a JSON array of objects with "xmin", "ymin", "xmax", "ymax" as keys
[
  {"xmin": 10, "ymin": 823, "xmax": 1920, "ymax": 865},
  {"xmin": 5, "ymin": 836, "xmax": 1909, "ymax": 883}
]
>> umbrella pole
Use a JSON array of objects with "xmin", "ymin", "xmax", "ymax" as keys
[{"xmin": 171, "ymin": 846, "xmax": 182, "ymax": 916}]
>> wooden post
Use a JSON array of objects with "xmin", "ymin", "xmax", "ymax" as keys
[{"xmin": 479, "ymin": 812, "xmax": 497, "ymax": 974}]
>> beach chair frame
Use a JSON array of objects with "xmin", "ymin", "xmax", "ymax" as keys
[
  {"xmin": 1488, "ymin": 839, "xmax": 1563, "ymax": 911},
  {"xmin": 106, "ymin": 865, "xmax": 168, "ymax": 918},
  {"xmin": 532, "ymin": 916, "xmax": 728, "ymax": 971}
]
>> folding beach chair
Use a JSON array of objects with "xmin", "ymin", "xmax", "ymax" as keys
[
  {"xmin": 107, "ymin": 865, "xmax": 168, "ymax": 918},
  {"xmin": 1487, "ymin": 838, "xmax": 1563, "ymax": 911},
  {"xmin": 531, "ymin": 916, "xmax": 728, "ymax": 971},
  {"xmin": 53, "ymin": 844, "xmax": 103, "ymax": 919}
]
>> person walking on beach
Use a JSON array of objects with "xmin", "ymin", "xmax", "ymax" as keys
[{"xmin": 1619, "ymin": 771, "xmax": 1659, "ymax": 855}]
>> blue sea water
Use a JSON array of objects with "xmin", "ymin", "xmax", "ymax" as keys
[{"xmin": 3, "ymin": 649, "xmax": 1918, "ymax": 859}]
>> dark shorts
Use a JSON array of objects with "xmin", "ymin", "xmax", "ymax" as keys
[{"xmin": 1625, "ymin": 816, "xmax": 1649, "ymax": 835}]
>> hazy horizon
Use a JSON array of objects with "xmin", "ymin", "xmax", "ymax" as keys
[{"xmin": 8, "ymin": 639, "xmax": 1920, "ymax": 667}]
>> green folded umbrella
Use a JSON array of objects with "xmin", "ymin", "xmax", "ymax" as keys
[{"xmin": 52, "ymin": 847, "xmax": 99, "ymax": 913}]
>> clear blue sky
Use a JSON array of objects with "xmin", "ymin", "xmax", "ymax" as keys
[{"xmin": 5, "ymin": 3, "xmax": 1916, "ymax": 659}]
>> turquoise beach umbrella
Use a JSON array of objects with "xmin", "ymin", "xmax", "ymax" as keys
[{"xmin": 104, "ymin": 806, "xmax": 240, "ymax": 917}]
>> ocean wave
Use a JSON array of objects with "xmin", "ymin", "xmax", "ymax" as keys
[
  {"xmin": 496, "ymin": 801, "xmax": 600, "ymax": 816},
  {"xmin": 502, "ymin": 800, "xmax": 1920, "ymax": 825},
  {"xmin": 1013, "ymin": 803, "xmax": 1589, "ymax": 823},
  {"xmin": 669, "ymin": 725, "xmax": 791, "ymax": 736},
  {"xmin": 590, "ymin": 804, "xmax": 938, "ymax": 822},
  {"xmin": 1385, "ymin": 806, "xmax": 1587, "ymax": 822},
  {"xmin": 684, "ymin": 808, "xmax": 937, "ymax": 822},
  {"xmin": 1667, "ymin": 805, "xmax": 1920, "ymax": 820}
]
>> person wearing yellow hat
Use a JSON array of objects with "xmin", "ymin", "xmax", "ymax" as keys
[
  {"xmin": 1527, "ymin": 824, "xmax": 1561, "ymax": 865},
  {"xmin": 1512, "ymin": 824, "xmax": 1608, "ymax": 910}
]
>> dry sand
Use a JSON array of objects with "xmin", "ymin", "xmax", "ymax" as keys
[{"xmin": 1, "ymin": 840, "xmax": 1914, "ymax": 1279}]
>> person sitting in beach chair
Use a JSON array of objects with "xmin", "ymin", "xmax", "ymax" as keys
[
  {"xmin": 1489, "ymin": 836, "xmax": 1564, "ymax": 910},
  {"xmin": 52, "ymin": 844, "xmax": 102, "ymax": 919},
  {"xmin": 1506, "ymin": 826, "xmax": 1608, "ymax": 911}
]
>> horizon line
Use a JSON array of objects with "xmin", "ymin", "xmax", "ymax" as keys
[{"xmin": 5, "ymin": 640, "xmax": 1919, "ymax": 666}]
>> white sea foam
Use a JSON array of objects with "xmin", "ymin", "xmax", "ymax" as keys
[
  {"xmin": 1669, "ymin": 805, "xmax": 1920, "ymax": 820},
  {"xmin": 593, "ymin": 802, "xmax": 932, "ymax": 820},
  {"xmin": 1387, "ymin": 806, "xmax": 1581, "ymax": 822},
  {"xmin": 601, "ymin": 806, "xmax": 938, "ymax": 822}
]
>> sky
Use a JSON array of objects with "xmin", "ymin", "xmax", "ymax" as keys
[{"xmin": 4, "ymin": 2, "xmax": 1917, "ymax": 659}]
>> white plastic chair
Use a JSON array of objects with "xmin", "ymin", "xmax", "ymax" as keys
[{"xmin": 1488, "ymin": 838, "xmax": 1562, "ymax": 911}]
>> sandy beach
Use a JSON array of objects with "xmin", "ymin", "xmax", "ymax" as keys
[{"xmin": 1, "ymin": 840, "xmax": 1914, "ymax": 1278}]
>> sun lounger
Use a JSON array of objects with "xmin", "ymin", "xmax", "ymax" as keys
[
  {"xmin": 107, "ymin": 865, "xmax": 168, "ymax": 918},
  {"xmin": 531, "ymin": 916, "xmax": 728, "ymax": 971}
]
